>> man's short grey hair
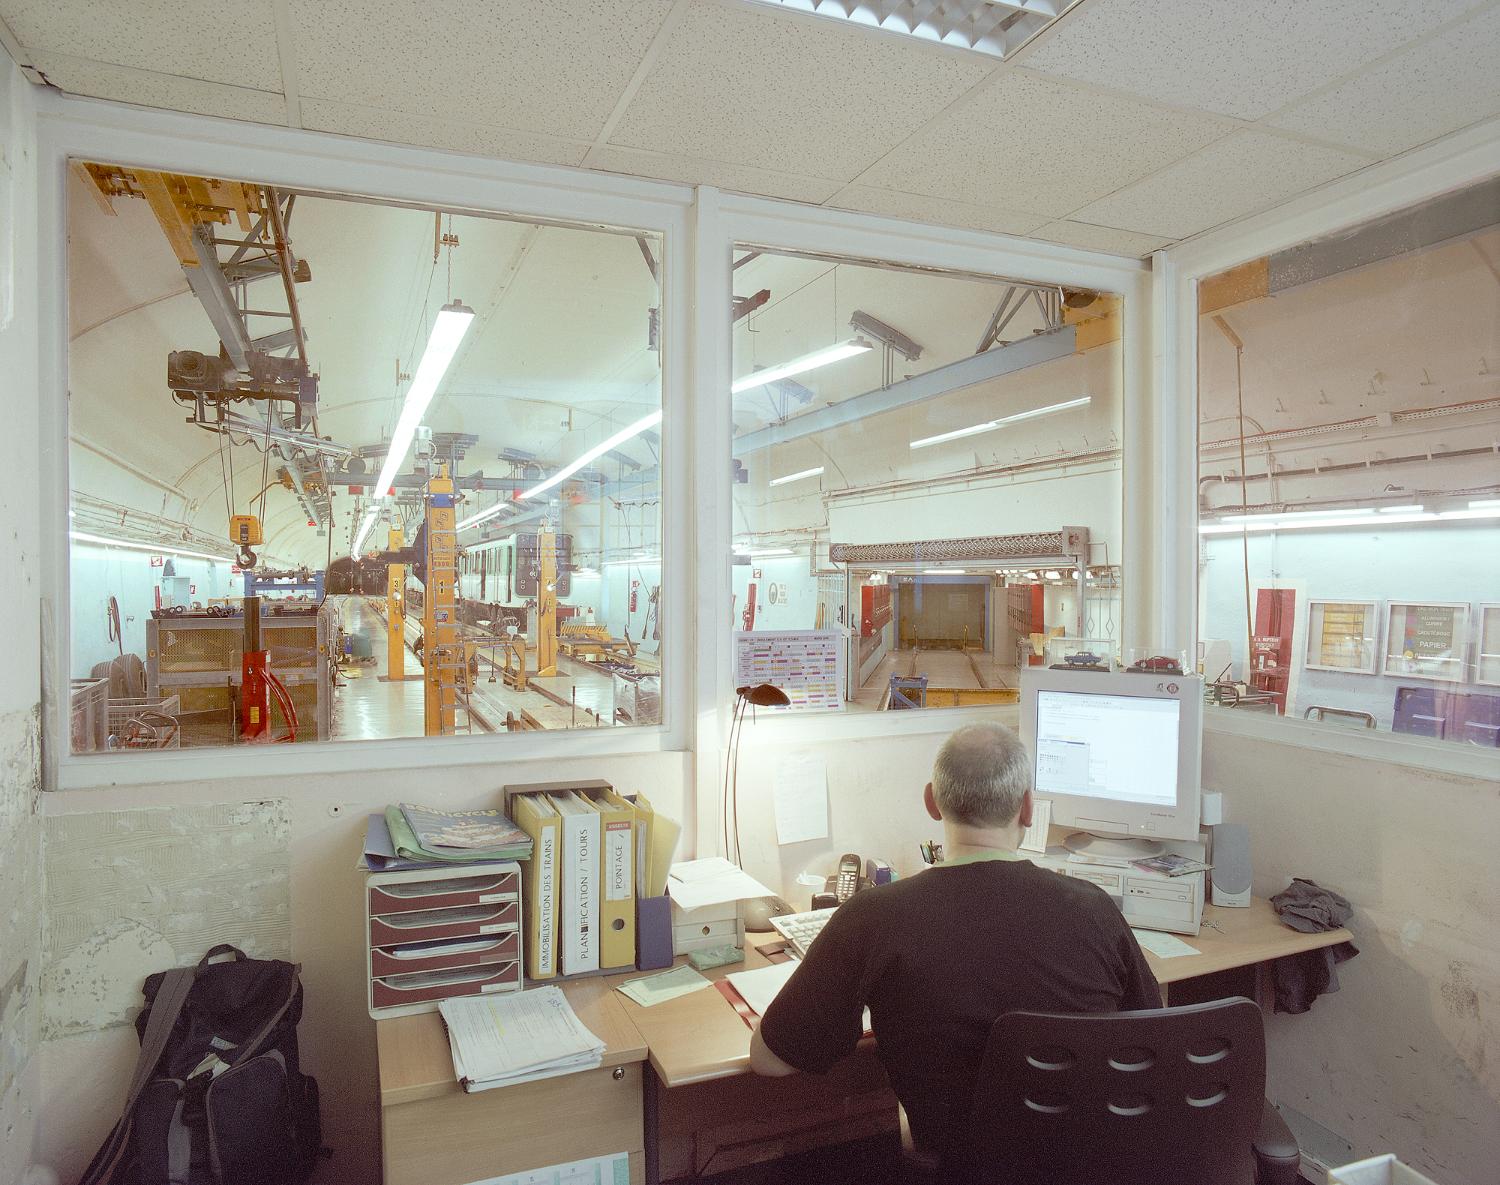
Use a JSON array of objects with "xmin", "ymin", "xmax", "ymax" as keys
[{"xmin": 931, "ymin": 722, "xmax": 1032, "ymax": 827}]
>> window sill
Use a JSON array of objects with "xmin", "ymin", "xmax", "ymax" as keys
[
  {"xmin": 1202, "ymin": 708, "xmax": 1499, "ymax": 782},
  {"xmin": 734, "ymin": 700, "xmax": 1021, "ymax": 747}
]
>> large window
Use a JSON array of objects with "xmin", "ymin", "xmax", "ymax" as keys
[
  {"xmin": 66, "ymin": 162, "xmax": 663, "ymax": 754},
  {"xmin": 1196, "ymin": 181, "xmax": 1500, "ymax": 748},
  {"xmin": 730, "ymin": 248, "xmax": 1125, "ymax": 713}
]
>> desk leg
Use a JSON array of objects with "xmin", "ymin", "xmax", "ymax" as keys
[{"xmin": 644, "ymin": 1062, "xmax": 661, "ymax": 1185}]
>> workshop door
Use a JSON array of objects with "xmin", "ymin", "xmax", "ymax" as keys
[{"xmin": 899, "ymin": 581, "xmax": 987, "ymax": 650}]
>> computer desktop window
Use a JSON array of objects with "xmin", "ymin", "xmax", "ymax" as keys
[{"xmin": 1033, "ymin": 691, "xmax": 1181, "ymax": 806}]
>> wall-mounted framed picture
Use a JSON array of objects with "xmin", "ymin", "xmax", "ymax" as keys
[
  {"xmin": 1383, "ymin": 601, "xmax": 1469, "ymax": 683},
  {"xmin": 1304, "ymin": 600, "xmax": 1380, "ymax": 674},
  {"xmin": 1478, "ymin": 604, "xmax": 1500, "ymax": 688}
]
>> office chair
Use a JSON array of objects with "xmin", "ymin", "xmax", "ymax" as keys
[{"xmin": 903, "ymin": 997, "xmax": 1300, "ymax": 1185}]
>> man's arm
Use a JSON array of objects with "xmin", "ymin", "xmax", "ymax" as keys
[{"xmin": 748, "ymin": 1021, "xmax": 799, "ymax": 1076}]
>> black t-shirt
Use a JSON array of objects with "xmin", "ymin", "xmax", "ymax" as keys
[{"xmin": 757, "ymin": 858, "xmax": 1162, "ymax": 1157}]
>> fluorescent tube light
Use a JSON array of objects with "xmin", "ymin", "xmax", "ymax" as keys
[
  {"xmin": 732, "ymin": 338, "xmax": 872, "ymax": 394},
  {"xmin": 922, "ymin": 568, "xmax": 951, "ymax": 575},
  {"xmin": 1378, "ymin": 505, "xmax": 1424, "ymax": 514},
  {"xmin": 910, "ymin": 396, "xmax": 1091, "ymax": 450},
  {"xmin": 69, "ymin": 531, "xmax": 230, "ymax": 564},
  {"xmin": 735, "ymin": 547, "xmax": 793, "ymax": 557},
  {"xmin": 352, "ymin": 508, "xmax": 380, "ymax": 558},
  {"xmin": 458, "ymin": 408, "xmax": 663, "ymax": 532},
  {"xmin": 769, "ymin": 466, "xmax": 824, "ymax": 487},
  {"xmin": 1469, "ymin": 498, "xmax": 1500, "ymax": 509},
  {"xmin": 373, "ymin": 300, "xmax": 475, "ymax": 497},
  {"xmin": 603, "ymin": 555, "xmax": 660, "ymax": 568},
  {"xmin": 1197, "ymin": 507, "xmax": 1500, "ymax": 534},
  {"xmin": 1221, "ymin": 506, "xmax": 1375, "ymax": 524}
]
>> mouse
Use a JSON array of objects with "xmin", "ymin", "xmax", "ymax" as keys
[{"xmin": 741, "ymin": 895, "xmax": 794, "ymax": 933}]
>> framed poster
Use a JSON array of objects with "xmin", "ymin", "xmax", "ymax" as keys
[
  {"xmin": 1383, "ymin": 602, "xmax": 1468, "ymax": 683},
  {"xmin": 1478, "ymin": 604, "xmax": 1500, "ymax": 688},
  {"xmin": 1304, "ymin": 600, "xmax": 1380, "ymax": 674}
]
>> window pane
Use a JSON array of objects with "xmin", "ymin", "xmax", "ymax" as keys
[
  {"xmin": 1196, "ymin": 182, "xmax": 1500, "ymax": 749},
  {"xmin": 67, "ymin": 162, "xmax": 663, "ymax": 754},
  {"xmin": 730, "ymin": 248, "xmax": 1125, "ymax": 713}
]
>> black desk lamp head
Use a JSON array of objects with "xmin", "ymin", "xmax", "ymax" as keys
[{"xmin": 736, "ymin": 683, "xmax": 792, "ymax": 708}]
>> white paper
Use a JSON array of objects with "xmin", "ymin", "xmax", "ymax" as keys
[
  {"xmin": 1131, "ymin": 929, "xmax": 1201, "ymax": 959},
  {"xmin": 666, "ymin": 857, "xmax": 775, "ymax": 912},
  {"xmin": 772, "ymin": 753, "xmax": 830, "ymax": 845},
  {"xmin": 439, "ymin": 987, "xmax": 605, "ymax": 1091},
  {"xmin": 467, "ymin": 1151, "xmax": 631, "ymax": 1185},
  {"xmin": 726, "ymin": 960, "xmax": 801, "ymax": 1017},
  {"xmin": 1019, "ymin": 798, "xmax": 1052, "ymax": 853},
  {"xmin": 616, "ymin": 964, "xmax": 712, "ymax": 1007}
]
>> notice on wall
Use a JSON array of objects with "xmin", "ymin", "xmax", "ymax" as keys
[
  {"xmin": 733, "ymin": 629, "xmax": 844, "ymax": 711},
  {"xmin": 1305, "ymin": 600, "xmax": 1378, "ymax": 674},
  {"xmin": 773, "ymin": 753, "xmax": 829, "ymax": 846},
  {"xmin": 1384, "ymin": 602, "xmax": 1467, "ymax": 683}
]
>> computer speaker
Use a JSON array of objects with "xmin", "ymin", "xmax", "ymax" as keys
[{"xmin": 1210, "ymin": 823, "xmax": 1252, "ymax": 908}]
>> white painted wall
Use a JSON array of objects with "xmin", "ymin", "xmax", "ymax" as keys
[
  {"xmin": 0, "ymin": 47, "xmax": 43, "ymax": 1185},
  {"xmin": 1201, "ymin": 522, "xmax": 1500, "ymax": 729}
]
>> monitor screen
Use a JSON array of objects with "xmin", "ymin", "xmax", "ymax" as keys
[{"xmin": 1033, "ymin": 689, "xmax": 1181, "ymax": 807}]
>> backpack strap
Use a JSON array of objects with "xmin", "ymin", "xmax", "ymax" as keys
[
  {"xmin": 227, "ymin": 963, "xmax": 303, "ymax": 1068},
  {"xmin": 78, "ymin": 966, "xmax": 196, "ymax": 1185}
]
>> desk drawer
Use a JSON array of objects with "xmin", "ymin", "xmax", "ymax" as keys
[
  {"xmin": 368, "ymin": 870, "xmax": 520, "ymax": 915},
  {"xmin": 370, "ymin": 933, "xmax": 519, "ymax": 978},
  {"xmin": 371, "ymin": 961, "xmax": 521, "ymax": 1010},
  {"xmin": 369, "ymin": 901, "xmax": 519, "ymax": 947}
]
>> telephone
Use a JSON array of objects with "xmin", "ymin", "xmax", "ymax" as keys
[
  {"xmin": 834, "ymin": 852, "xmax": 861, "ymax": 903},
  {"xmin": 817, "ymin": 853, "xmax": 895, "ymax": 908}
]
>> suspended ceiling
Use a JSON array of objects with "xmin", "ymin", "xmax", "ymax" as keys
[{"xmin": 6, "ymin": 0, "xmax": 1500, "ymax": 259}]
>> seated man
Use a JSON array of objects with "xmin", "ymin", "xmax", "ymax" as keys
[{"xmin": 749, "ymin": 720, "xmax": 1160, "ymax": 1164}]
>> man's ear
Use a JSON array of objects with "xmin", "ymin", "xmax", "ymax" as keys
[
  {"xmin": 923, "ymin": 782, "xmax": 942, "ymax": 821},
  {"xmin": 1016, "ymin": 789, "xmax": 1035, "ymax": 829}
]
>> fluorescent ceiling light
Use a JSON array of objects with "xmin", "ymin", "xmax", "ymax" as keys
[
  {"xmin": 1199, "ymin": 508, "xmax": 1500, "ymax": 535},
  {"xmin": 732, "ymin": 338, "xmax": 872, "ymax": 394},
  {"xmin": 910, "ymin": 396, "xmax": 1091, "ymax": 450},
  {"xmin": 352, "ymin": 508, "xmax": 380, "ymax": 558},
  {"xmin": 1221, "ymin": 506, "xmax": 1375, "ymax": 524},
  {"xmin": 458, "ymin": 408, "xmax": 663, "ymax": 532},
  {"xmin": 373, "ymin": 300, "xmax": 475, "ymax": 498},
  {"xmin": 922, "ymin": 568, "xmax": 951, "ymax": 575},
  {"xmin": 70, "ymin": 531, "xmax": 230, "ymax": 564},
  {"xmin": 604, "ymin": 554, "xmax": 660, "ymax": 567},
  {"xmin": 1378, "ymin": 505, "xmax": 1424, "ymax": 514},
  {"xmin": 1469, "ymin": 498, "xmax": 1500, "ymax": 509},
  {"xmin": 735, "ymin": 547, "xmax": 793, "ymax": 557},
  {"xmin": 769, "ymin": 466, "xmax": 824, "ymax": 487}
]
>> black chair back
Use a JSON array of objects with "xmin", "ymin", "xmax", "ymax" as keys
[{"xmin": 960, "ymin": 996, "xmax": 1266, "ymax": 1185}]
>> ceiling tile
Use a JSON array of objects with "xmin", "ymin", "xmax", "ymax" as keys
[
  {"xmin": 30, "ymin": 54, "xmax": 288, "ymax": 126},
  {"xmin": 827, "ymin": 185, "xmax": 1049, "ymax": 237},
  {"xmin": 301, "ymin": 100, "xmax": 590, "ymax": 168},
  {"xmin": 2, "ymin": 0, "xmax": 284, "ymax": 90},
  {"xmin": 1072, "ymin": 130, "xmax": 1371, "ymax": 240},
  {"xmin": 1032, "ymin": 220, "xmax": 1172, "ymax": 258},
  {"xmin": 289, "ymin": 0, "xmax": 676, "ymax": 141},
  {"xmin": 585, "ymin": 144, "xmax": 843, "ymax": 204},
  {"xmin": 1269, "ymin": 6, "xmax": 1500, "ymax": 156},
  {"xmin": 1018, "ymin": 0, "xmax": 1486, "ymax": 121},
  {"xmin": 857, "ymin": 68, "xmax": 1226, "ymax": 215},
  {"xmin": 608, "ymin": 0, "xmax": 995, "ymax": 180}
]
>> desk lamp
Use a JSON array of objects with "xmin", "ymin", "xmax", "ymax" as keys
[{"xmin": 724, "ymin": 683, "xmax": 790, "ymax": 868}]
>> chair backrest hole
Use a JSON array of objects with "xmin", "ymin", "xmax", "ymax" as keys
[
  {"xmin": 1186, "ymin": 1084, "xmax": 1229, "ymax": 1108},
  {"xmin": 1107, "ymin": 1045, "xmax": 1156, "ymax": 1072},
  {"xmin": 1107, "ymin": 1094, "xmax": 1152, "ymax": 1117},
  {"xmin": 1023, "ymin": 1091, "xmax": 1071, "ymax": 1115},
  {"xmin": 1186, "ymin": 1037, "xmax": 1232, "ymax": 1065},
  {"xmin": 1024, "ymin": 1044, "xmax": 1077, "ymax": 1072}
]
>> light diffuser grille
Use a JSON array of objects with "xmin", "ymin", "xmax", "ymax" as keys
[{"xmin": 746, "ymin": 0, "xmax": 1082, "ymax": 59}]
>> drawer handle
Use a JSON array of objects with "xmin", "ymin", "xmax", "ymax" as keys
[{"xmin": 613, "ymin": 1067, "xmax": 625, "ymax": 1081}]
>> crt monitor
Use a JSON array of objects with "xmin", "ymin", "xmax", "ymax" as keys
[{"xmin": 1019, "ymin": 668, "xmax": 1202, "ymax": 854}]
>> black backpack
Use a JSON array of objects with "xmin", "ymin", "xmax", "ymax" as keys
[{"xmin": 81, "ymin": 945, "xmax": 323, "ymax": 1185}]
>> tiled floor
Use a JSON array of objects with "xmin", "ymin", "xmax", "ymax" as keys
[{"xmin": 854, "ymin": 648, "xmax": 1019, "ymax": 709}]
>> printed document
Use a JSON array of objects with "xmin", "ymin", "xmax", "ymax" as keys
[
  {"xmin": 772, "ymin": 753, "xmax": 829, "ymax": 845},
  {"xmin": 616, "ymin": 964, "xmax": 712, "ymax": 1008},
  {"xmin": 666, "ymin": 857, "xmax": 774, "ymax": 912},
  {"xmin": 440, "ymin": 987, "xmax": 605, "ymax": 1092},
  {"xmin": 467, "ymin": 1152, "xmax": 631, "ymax": 1185},
  {"xmin": 1131, "ymin": 929, "xmax": 1201, "ymax": 959}
]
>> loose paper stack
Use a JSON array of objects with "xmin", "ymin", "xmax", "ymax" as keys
[
  {"xmin": 616, "ymin": 965, "xmax": 712, "ymax": 1008},
  {"xmin": 439, "ymin": 988, "xmax": 605, "ymax": 1092}
]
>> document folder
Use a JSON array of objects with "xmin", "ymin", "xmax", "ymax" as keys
[
  {"xmin": 549, "ymin": 791, "xmax": 601, "ymax": 975},
  {"xmin": 581, "ymin": 787, "xmax": 637, "ymax": 970},
  {"xmin": 510, "ymin": 793, "xmax": 561, "ymax": 980}
]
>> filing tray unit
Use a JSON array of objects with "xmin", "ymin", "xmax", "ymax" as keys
[{"xmin": 366, "ymin": 863, "xmax": 524, "ymax": 1019}]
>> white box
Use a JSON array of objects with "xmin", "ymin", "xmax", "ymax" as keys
[{"xmin": 1329, "ymin": 1155, "xmax": 1440, "ymax": 1185}]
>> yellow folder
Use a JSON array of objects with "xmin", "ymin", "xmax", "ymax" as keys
[
  {"xmin": 582, "ymin": 787, "xmax": 637, "ymax": 970},
  {"xmin": 510, "ymin": 793, "xmax": 561, "ymax": 980}
]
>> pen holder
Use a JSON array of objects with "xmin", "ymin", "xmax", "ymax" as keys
[{"xmin": 636, "ymin": 895, "xmax": 673, "ymax": 971}]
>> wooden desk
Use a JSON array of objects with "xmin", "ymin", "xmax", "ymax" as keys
[
  {"xmin": 377, "ymin": 976, "xmax": 647, "ymax": 1185},
  {"xmin": 377, "ymin": 896, "xmax": 1351, "ymax": 1184}
]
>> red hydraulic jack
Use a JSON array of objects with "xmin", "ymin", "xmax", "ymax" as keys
[{"xmin": 240, "ymin": 595, "xmax": 299, "ymax": 743}]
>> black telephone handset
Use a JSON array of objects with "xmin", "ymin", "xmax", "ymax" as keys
[{"xmin": 835, "ymin": 852, "xmax": 862, "ymax": 904}]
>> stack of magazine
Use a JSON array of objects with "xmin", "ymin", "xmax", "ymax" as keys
[
  {"xmin": 365, "ymin": 804, "xmax": 533, "ymax": 871},
  {"xmin": 439, "ymin": 988, "xmax": 605, "ymax": 1092}
]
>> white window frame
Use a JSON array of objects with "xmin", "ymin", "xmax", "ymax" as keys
[
  {"xmin": 1159, "ymin": 116, "xmax": 1500, "ymax": 781},
  {"xmin": 38, "ymin": 93, "xmax": 694, "ymax": 788},
  {"xmin": 691, "ymin": 189, "xmax": 1154, "ymax": 831}
]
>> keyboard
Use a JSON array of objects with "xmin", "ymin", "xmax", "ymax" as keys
[{"xmin": 768, "ymin": 907, "xmax": 836, "ymax": 958}]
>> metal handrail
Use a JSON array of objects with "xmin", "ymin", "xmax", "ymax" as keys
[{"xmin": 1304, "ymin": 705, "xmax": 1376, "ymax": 728}]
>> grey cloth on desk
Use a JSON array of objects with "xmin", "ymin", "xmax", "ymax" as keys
[{"xmin": 1269, "ymin": 878, "xmax": 1359, "ymax": 1015}]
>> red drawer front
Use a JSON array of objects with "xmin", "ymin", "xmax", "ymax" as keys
[
  {"xmin": 370, "ymin": 932, "xmax": 520, "ymax": 978},
  {"xmin": 370, "ymin": 962, "xmax": 521, "ymax": 1010},
  {"xmin": 368, "ymin": 901, "xmax": 519, "ymax": 947},
  {"xmin": 367, "ymin": 870, "xmax": 520, "ymax": 916}
]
